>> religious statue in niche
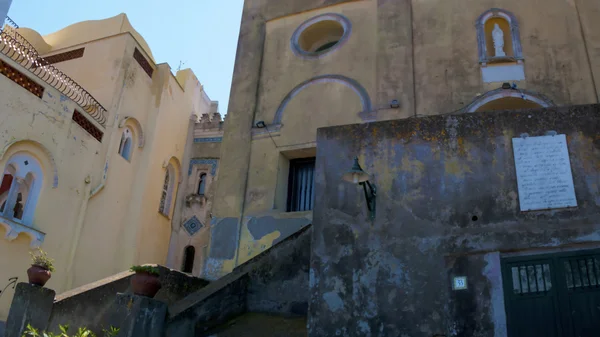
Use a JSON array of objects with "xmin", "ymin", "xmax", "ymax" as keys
[{"xmin": 492, "ymin": 23, "xmax": 506, "ymax": 57}]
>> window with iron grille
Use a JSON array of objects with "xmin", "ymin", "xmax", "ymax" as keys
[
  {"xmin": 159, "ymin": 169, "xmax": 170, "ymax": 215},
  {"xmin": 287, "ymin": 158, "xmax": 315, "ymax": 212}
]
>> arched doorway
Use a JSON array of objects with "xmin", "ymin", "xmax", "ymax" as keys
[{"xmin": 182, "ymin": 246, "xmax": 195, "ymax": 273}]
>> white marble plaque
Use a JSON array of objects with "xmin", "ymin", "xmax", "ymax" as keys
[{"xmin": 512, "ymin": 134, "xmax": 577, "ymax": 211}]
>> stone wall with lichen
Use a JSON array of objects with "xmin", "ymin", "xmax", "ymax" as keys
[{"xmin": 310, "ymin": 104, "xmax": 600, "ymax": 336}]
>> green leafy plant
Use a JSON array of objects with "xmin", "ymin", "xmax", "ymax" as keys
[
  {"xmin": 30, "ymin": 249, "xmax": 55, "ymax": 272},
  {"xmin": 22, "ymin": 324, "xmax": 119, "ymax": 337},
  {"xmin": 129, "ymin": 265, "xmax": 159, "ymax": 276}
]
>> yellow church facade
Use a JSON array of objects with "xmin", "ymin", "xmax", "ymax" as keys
[
  {"xmin": 0, "ymin": 14, "xmax": 216, "ymax": 321},
  {"xmin": 165, "ymin": 0, "xmax": 600, "ymax": 281}
]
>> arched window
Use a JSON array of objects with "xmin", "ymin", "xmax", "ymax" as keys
[
  {"xmin": 0, "ymin": 153, "xmax": 43, "ymax": 226},
  {"xmin": 182, "ymin": 246, "xmax": 195, "ymax": 273},
  {"xmin": 159, "ymin": 164, "xmax": 176, "ymax": 216},
  {"xmin": 118, "ymin": 127, "xmax": 133, "ymax": 161},
  {"xmin": 197, "ymin": 173, "xmax": 207, "ymax": 195}
]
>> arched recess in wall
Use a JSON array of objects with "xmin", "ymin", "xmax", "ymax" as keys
[
  {"xmin": 159, "ymin": 156, "xmax": 183, "ymax": 217},
  {"xmin": 272, "ymin": 74, "xmax": 373, "ymax": 125},
  {"xmin": 118, "ymin": 116, "xmax": 145, "ymax": 148},
  {"xmin": 465, "ymin": 88, "xmax": 555, "ymax": 113},
  {"xmin": 164, "ymin": 156, "xmax": 183, "ymax": 183},
  {"xmin": 0, "ymin": 140, "xmax": 58, "ymax": 188},
  {"xmin": 476, "ymin": 8, "xmax": 523, "ymax": 63}
]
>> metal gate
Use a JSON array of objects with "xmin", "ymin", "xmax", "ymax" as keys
[{"xmin": 502, "ymin": 250, "xmax": 600, "ymax": 337}]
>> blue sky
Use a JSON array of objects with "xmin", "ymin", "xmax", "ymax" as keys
[{"xmin": 7, "ymin": 0, "xmax": 245, "ymax": 114}]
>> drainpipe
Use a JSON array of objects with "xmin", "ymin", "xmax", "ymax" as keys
[
  {"xmin": 64, "ymin": 175, "xmax": 92, "ymax": 290},
  {"xmin": 90, "ymin": 78, "xmax": 128, "ymax": 198},
  {"xmin": 64, "ymin": 58, "xmax": 129, "ymax": 289}
]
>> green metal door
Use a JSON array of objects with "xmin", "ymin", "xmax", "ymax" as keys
[{"xmin": 502, "ymin": 249, "xmax": 600, "ymax": 337}]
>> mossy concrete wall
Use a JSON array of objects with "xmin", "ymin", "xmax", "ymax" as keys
[{"xmin": 310, "ymin": 104, "xmax": 600, "ymax": 336}]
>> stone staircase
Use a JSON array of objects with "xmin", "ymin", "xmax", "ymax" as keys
[
  {"xmin": 4, "ymin": 225, "xmax": 311, "ymax": 337},
  {"xmin": 47, "ymin": 266, "xmax": 209, "ymax": 334},
  {"xmin": 166, "ymin": 225, "xmax": 311, "ymax": 336},
  {"xmin": 202, "ymin": 312, "xmax": 307, "ymax": 337}
]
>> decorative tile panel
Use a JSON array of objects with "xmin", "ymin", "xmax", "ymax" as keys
[
  {"xmin": 189, "ymin": 158, "xmax": 218, "ymax": 176},
  {"xmin": 194, "ymin": 137, "xmax": 223, "ymax": 143},
  {"xmin": 183, "ymin": 215, "xmax": 203, "ymax": 236}
]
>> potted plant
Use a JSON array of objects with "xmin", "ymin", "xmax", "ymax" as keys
[
  {"xmin": 129, "ymin": 265, "xmax": 161, "ymax": 298},
  {"xmin": 27, "ymin": 249, "xmax": 55, "ymax": 287}
]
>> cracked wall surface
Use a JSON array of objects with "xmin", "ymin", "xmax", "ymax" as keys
[{"xmin": 311, "ymin": 104, "xmax": 600, "ymax": 336}]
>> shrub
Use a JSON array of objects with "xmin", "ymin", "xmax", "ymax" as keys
[
  {"xmin": 129, "ymin": 265, "xmax": 159, "ymax": 276},
  {"xmin": 23, "ymin": 324, "xmax": 119, "ymax": 337},
  {"xmin": 30, "ymin": 249, "xmax": 55, "ymax": 272}
]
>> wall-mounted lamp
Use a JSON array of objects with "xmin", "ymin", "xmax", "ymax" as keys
[
  {"xmin": 256, "ymin": 121, "xmax": 267, "ymax": 128},
  {"xmin": 390, "ymin": 99, "xmax": 400, "ymax": 109},
  {"xmin": 342, "ymin": 157, "xmax": 377, "ymax": 220}
]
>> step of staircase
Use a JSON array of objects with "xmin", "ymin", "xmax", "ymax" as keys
[{"xmin": 202, "ymin": 312, "xmax": 307, "ymax": 337}]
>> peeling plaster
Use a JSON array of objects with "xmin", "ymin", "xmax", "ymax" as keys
[
  {"xmin": 322, "ymin": 291, "xmax": 344, "ymax": 312},
  {"xmin": 483, "ymin": 252, "xmax": 508, "ymax": 337}
]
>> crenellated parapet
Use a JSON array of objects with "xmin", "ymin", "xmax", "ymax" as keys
[
  {"xmin": 193, "ymin": 101, "xmax": 224, "ymax": 142},
  {"xmin": 195, "ymin": 101, "xmax": 224, "ymax": 133}
]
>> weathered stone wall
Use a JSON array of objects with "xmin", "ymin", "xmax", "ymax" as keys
[
  {"xmin": 167, "ymin": 225, "xmax": 312, "ymax": 336},
  {"xmin": 311, "ymin": 104, "xmax": 600, "ymax": 336},
  {"xmin": 47, "ymin": 266, "xmax": 208, "ymax": 335}
]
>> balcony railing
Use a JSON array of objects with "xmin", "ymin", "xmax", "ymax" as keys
[
  {"xmin": 0, "ymin": 23, "xmax": 107, "ymax": 126},
  {"xmin": 4, "ymin": 16, "xmax": 18, "ymax": 29}
]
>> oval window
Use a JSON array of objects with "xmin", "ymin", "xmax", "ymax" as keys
[{"xmin": 291, "ymin": 13, "xmax": 351, "ymax": 58}]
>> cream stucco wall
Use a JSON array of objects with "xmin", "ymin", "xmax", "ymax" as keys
[
  {"xmin": 0, "ymin": 53, "xmax": 103, "ymax": 319},
  {"xmin": 0, "ymin": 13, "xmax": 214, "ymax": 320}
]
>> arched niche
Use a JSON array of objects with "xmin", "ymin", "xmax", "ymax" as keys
[
  {"xmin": 466, "ymin": 88, "xmax": 555, "ymax": 113},
  {"xmin": 119, "ymin": 116, "xmax": 144, "ymax": 149},
  {"xmin": 272, "ymin": 74, "xmax": 372, "ymax": 125},
  {"xmin": 159, "ymin": 156, "xmax": 182, "ymax": 217},
  {"xmin": 182, "ymin": 245, "xmax": 195, "ymax": 273},
  {"xmin": 476, "ymin": 8, "xmax": 523, "ymax": 64},
  {"xmin": 118, "ymin": 116, "xmax": 145, "ymax": 148}
]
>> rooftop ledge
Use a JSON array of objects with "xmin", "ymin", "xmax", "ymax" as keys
[{"xmin": 0, "ymin": 216, "xmax": 45, "ymax": 249}]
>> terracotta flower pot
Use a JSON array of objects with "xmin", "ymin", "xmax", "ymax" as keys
[
  {"xmin": 27, "ymin": 265, "xmax": 51, "ymax": 287},
  {"xmin": 130, "ymin": 271, "xmax": 161, "ymax": 298}
]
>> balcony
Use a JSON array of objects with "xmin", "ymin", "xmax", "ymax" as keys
[{"xmin": 0, "ymin": 17, "xmax": 107, "ymax": 127}]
